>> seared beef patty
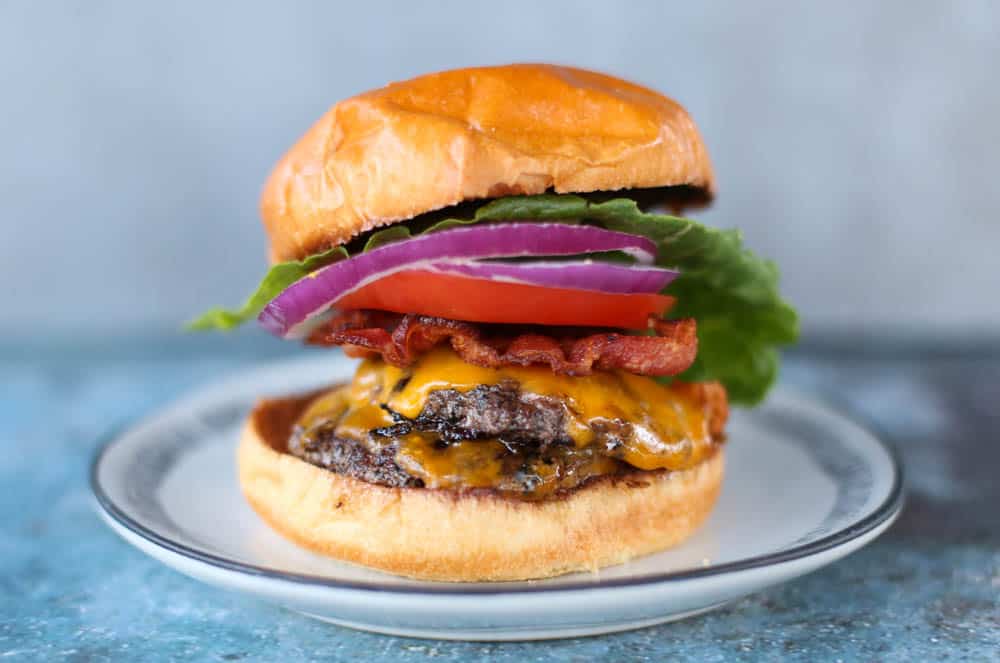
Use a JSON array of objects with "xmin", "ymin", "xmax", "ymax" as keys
[
  {"xmin": 374, "ymin": 384, "xmax": 571, "ymax": 449},
  {"xmin": 286, "ymin": 384, "xmax": 624, "ymax": 495},
  {"xmin": 278, "ymin": 374, "xmax": 725, "ymax": 498},
  {"xmin": 288, "ymin": 421, "xmax": 422, "ymax": 488}
]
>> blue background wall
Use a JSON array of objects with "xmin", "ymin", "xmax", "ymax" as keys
[{"xmin": 1, "ymin": 1, "xmax": 997, "ymax": 336}]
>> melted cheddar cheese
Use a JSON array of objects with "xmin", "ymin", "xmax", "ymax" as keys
[{"xmin": 294, "ymin": 348, "xmax": 719, "ymax": 497}]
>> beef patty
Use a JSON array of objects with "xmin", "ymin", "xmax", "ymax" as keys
[
  {"xmin": 284, "ymin": 381, "xmax": 722, "ymax": 498},
  {"xmin": 287, "ymin": 384, "xmax": 588, "ymax": 492},
  {"xmin": 374, "ymin": 384, "xmax": 571, "ymax": 449},
  {"xmin": 287, "ymin": 422, "xmax": 421, "ymax": 489}
]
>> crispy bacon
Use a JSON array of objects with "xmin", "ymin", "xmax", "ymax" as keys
[{"xmin": 307, "ymin": 311, "xmax": 698, "ymax": 377}]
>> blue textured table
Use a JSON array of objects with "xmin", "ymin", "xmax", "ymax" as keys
[{"xmin": 2, "ymin": 335, "xmax": 997, "ymax": 661}]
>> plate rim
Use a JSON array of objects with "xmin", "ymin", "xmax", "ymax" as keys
[{"xmin": 90, "ymin": 384, "xmax": 904, "ymax": 597}]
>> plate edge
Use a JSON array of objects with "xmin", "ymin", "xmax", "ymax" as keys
[{"xmin": 89, "ymin": 386, "xmax": 905, "ymax": 597}]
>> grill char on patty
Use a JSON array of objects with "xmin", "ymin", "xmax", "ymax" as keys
[
  {"xmin": 282, "ymin": 377, "xmax": 727, "ymax": 498},
  {"xmin": 288, "ymin": 421, "xmax": 421, "ymax": 488},
  {"xmin": 374, "ymin": 383, "xmax": 572, "ymax": 449},
  {"xmin": 286, "ymin": 383, "xmax": 603, "ymax": 493}
]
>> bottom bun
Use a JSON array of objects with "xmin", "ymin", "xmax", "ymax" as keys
[{"xmin": 238, "ymin": 397, "xmax": 724, "ymax": 582}]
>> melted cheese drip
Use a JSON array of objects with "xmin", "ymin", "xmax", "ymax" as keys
[
  {"xmin": 395, "ymin": 437, "xmax": 509, "ymax": 490},
  {"xmin": 376, "ymin": 348, "xmax": 711, "ymax": 470},
  {"xmin": 296, "ymin": 348, "xmax": 716, "ymax": 494}
]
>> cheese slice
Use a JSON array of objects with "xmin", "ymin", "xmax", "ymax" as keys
[{"xmin": 297, "ymin": 347, "xmax": 717, "ymax": 483}]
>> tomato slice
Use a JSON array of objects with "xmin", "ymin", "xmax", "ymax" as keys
[{"xmin": 334, "ymin": 270, "xmax": 674, "ymax": 329}]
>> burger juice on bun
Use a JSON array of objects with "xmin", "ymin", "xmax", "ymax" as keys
[{"xmin": 191, "ymin": 64, "xmax": 798, "ymax": 581}]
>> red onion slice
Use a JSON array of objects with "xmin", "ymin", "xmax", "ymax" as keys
[
  {"xmin": 424, "ymin": 260, "xmax": 677, "ymax": 293},
  {"xmin": 259, "ymin": 223, "xmax": 660, "ymax": 338}
]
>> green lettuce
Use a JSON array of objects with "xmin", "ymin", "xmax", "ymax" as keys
[
  {"xmin": 189, "ymin": 194, "xmax": 798, "ymax": 403},
  {"xmin": 471, "ymin": 195, "xmax": 799, "ymax": 403},
  {"xmin": 186, "ymin": 245, "xmax": 348, "ymax": 330}
]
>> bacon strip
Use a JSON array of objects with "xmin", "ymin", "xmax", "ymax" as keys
[{"xmin": 307, "ymin": 311, "xmax": 698, "ymax": 377}]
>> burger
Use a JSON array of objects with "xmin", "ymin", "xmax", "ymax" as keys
[{"xmin": 191, "ymin": 64, "xmax": 798, "ymax": 581}]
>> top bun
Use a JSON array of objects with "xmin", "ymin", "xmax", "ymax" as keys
[{"xmin": 260, "ymin": 64, "xmax": 715, "ymax": 262}]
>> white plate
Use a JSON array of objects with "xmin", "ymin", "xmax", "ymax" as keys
[{"xmin": 91, "ymin": 354, "xmax": 902, "ymax": 641}]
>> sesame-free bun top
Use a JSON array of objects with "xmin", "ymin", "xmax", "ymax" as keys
[{"xmin": 260, "ymin": 64, "xmax": 715, "ymax": 262}]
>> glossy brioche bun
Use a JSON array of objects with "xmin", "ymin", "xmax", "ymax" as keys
[
  {"xmin": 260, "ymin": 63, "xmax": 715, "ymax": 262},
  {"xmin": 238, "ymin": 396, "xmax": 724, "ymax": 582}
]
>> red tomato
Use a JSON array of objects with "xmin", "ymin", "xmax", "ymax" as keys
[{"xmin": 334, "ymin": 270, "xmax": 674, "ymax": 329}]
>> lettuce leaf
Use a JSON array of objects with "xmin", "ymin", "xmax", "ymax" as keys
[
  {"xmin": 186, "ymin": 245, "xmax": 348, "ymax": 330},
  {"xmin": 189, "ymin": 194, "xmax": 798, "ymax": 403},
  {"xmin": 185, "ymin": 203, "xmax": 563, "ymax": 330},
  {"xmin": 470, "ymin": 195, "xmax": 799, "ymax": 403}
]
